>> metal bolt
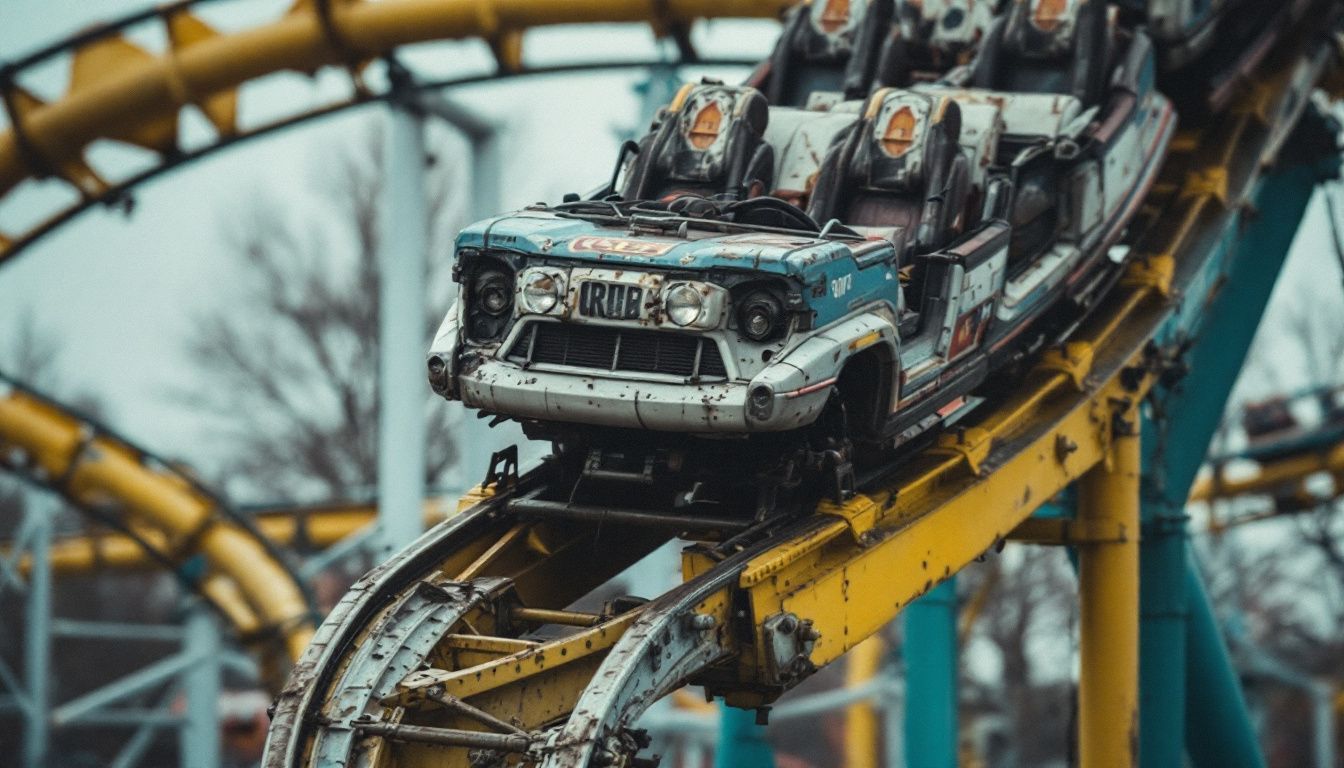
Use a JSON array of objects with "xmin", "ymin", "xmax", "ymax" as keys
[
  {"xmin": 798, "ymin": 621, "xmax": 821, "ymax": 642},
  {"xmin": 687, "ymin": 613, "xmax": 716, "ymax": 631}
]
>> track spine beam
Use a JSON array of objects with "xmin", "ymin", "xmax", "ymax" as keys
[{"xmin": 1078, "ymin": 422, "xmax": 1141, "ymax": 767}]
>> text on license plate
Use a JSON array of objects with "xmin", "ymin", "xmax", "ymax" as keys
[{"xmin": 578, "ymin": 281, "xmax": 644, "ymax": 320}]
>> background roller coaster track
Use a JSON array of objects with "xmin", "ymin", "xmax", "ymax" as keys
[
  {"xmin": 261, "ymin": 23, "xmax": 1343, "ymax": 767},
  {"xmin": 0, "ymin": 0, "xmax": 788, "ymax": 267},
  {"xmin": 1191, "ymin": 423, "xmax": 1344, "ymax": 529},
  {"xmin": 0, "ymin": 370, "xmax": 315, "ymax": 688}
]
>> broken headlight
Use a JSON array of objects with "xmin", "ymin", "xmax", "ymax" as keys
[{"xmin": 738, "ymin": 290, "xmax": 783, "ymax": 342}]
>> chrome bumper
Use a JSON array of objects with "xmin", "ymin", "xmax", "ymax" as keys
[{"xmin": 456, "ymin": 358, "xmax": 831, "ymax": 433}]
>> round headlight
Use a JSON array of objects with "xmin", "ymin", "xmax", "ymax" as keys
[
  {"xmin": 475, "ymin": 270, "xmax": 512, "ymax": 317},
  {"xmin": 739, "ymin": 292, "xmax": 782, "ymax": 341},
  {"xmin": 521, "ymin": 272, "xmax": 561, "ymax": 314},
  {"xmin": 665, "ymin": 284, "xmax": 705, "ymax": 327}
]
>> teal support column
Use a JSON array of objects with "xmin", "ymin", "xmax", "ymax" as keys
[
  {"xmin": 903, "ymin": 579, "xmax": 958, "ymax": 768},
  {"xmin": 22, "ymin": 491, "xmax": 52, "ymax": 768},
  {"xmin": 1139, "ymin": 118, "xmax": 1337, "ymax": 767},
  {"xmin": 715, "ymin": 705, "xmax": 774, "ymax": 768},
  {"xmin": 1184, "ymin": 549, "xmax": 1263, "ymax": 767},
  {"xmin": 1136, "ymin": 511, "xmax": 1189, "ymax": 766},
  {"xmin": 181, "ymin": 603, "xmax": 222, "ymax": 768}
]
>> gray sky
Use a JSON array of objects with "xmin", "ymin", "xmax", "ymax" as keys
[{"xmin": 0, "ymin": 0, "xmax": 1340, "ymax": 488}]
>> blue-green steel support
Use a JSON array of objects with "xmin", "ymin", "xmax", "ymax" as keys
[
  {"xmin": 1140, "ymin": 142, "xmax": 1335, "ymax": 767},
  {"xmin": 715, "ymin": 705, "xmax": 774, "ymax": 768},
  {"xmin": 903, "ymin": 579, "xmax": 958, "ymax": 768},
  {"xmin": 22, "ymin": 490, "xmax": 52, "ymax": 768}
]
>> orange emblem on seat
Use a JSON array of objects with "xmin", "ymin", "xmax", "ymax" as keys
[
  {"xmin": 1031, "ymin": 0, "xmax": 1069, "ymax": 32},
  {"xmin": 881, "ymin": 106, "xmax": 919, "ymax": 157},
  {"xmin": 688, "ymin": 101, "xmax": 723, "ymax": 150},
  {"xmin": 819, "ymin": 0, "xmax": 852, "ymax": 33}
]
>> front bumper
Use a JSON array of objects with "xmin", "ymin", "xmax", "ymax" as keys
[{"xmin": 455, "ymin": 356, "xmax": 832, "ymax": 433}]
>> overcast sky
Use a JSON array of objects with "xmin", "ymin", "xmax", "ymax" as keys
[{"xmin": 0, "ymin": 0, "xmax": 1340, "ymax": 493}]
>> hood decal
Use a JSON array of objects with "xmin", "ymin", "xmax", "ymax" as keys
[{"xmin": 570, "ymin": 236, "xmax": 679, "ymax": 257}]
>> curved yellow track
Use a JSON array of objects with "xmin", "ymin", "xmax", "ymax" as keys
[
  {"xmin": 0, "ymin": 376, "xmax": 313, "ymax": 685},
  {"xmin": 10, "ymin": 498, "xmax": 453, "ymax": 576}
]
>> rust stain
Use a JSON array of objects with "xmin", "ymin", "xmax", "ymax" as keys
[
  {"xmin": 1031, "ymin": 0, "xmax": 1068, "ymax": 32},
  {"xmin": 688, "ymin": 101, "xmax": 723, "ymax": 150},
  {"xmin": 819, "ymin": 0, "xmax": 852, "ymax": 32},
  {"xmin": 881, "ymin": 106, "xmax": 919, "ymax": 158}
]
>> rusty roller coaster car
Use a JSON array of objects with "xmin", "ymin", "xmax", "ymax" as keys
[{"xmin": 428, "ymin": 0, "xmax": 1175, "ymax": 517}]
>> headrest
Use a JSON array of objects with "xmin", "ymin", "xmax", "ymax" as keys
[
  {"xmin": 798, "ymin": 0, "xmax": 872, "ymax": 58},
  {"xmin": 661, "ymin": 82, "xmax": 769, "ymax": 183},
  {"xmin": 1001, "ymin": 0, "xmax": 1088, "ymax": 60},
  {"xmin": 897, "ymin": 0, "xmax": 994, "ymax": 52},
  {"xmin": 853, "ymin": 89, "xmax": 961, "ymax": 192}
]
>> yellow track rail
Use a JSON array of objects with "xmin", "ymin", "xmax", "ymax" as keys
[
  {"xmin": 0, "ymin": 0, "xmax": 790, "ymax": 264},
  {"xmin": 0, "ymin": 375, "xmax": 313, "ymax": 686},
  {"xmin": 262, "ymin": 27, "xmax": 1340, "ymax": 765},
  {"xmin": 6, "ymin": 497, "xmax": 454, "ymax": 576},
  {"xmin": 1191, "ymin": 438, "xmax": 1344, "ymax": 530}
]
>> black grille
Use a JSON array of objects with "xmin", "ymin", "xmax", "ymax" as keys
[{"xmin": 511, "ymin": 323, "xmax": 729, "ymax": 378}]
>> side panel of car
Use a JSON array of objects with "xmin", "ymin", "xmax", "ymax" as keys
[
  {"xmin": 761, "ymin": 308, "xmax": 902, "ymax": 433},
  {"xmin": 887, "ymin": 222, "xmax": 1009, "ymax": 433},
  {"xmin": 795, "ymin": 241, "xmax": 902, "ymax": 330}
]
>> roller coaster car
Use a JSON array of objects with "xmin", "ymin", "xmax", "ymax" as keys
[{"xmin": 428, "ymin": 28, "xmax": 1172, "ymax": 504}]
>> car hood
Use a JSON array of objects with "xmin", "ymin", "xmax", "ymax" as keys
[{"xmin": 458, "ymin": 210, "xmax": 846, "ymax": 278}]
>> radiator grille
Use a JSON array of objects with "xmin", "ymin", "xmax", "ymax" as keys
[{"xmin": 510, "ymin": 323, "xmax": 728, "ymax": 379}]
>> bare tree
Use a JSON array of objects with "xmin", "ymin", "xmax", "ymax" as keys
[
  {"xmin": 1206, "ymin": 192, "xmax": 1344, "ymax": 766},
  {"xmin": 959, "ymin": 548, "xmax": 1077, "ymax": 767},
  {"xmin": 179, "ymin": 121, "xmax": 461, "ymax": 503}
]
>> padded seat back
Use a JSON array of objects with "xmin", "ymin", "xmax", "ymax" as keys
[
  {"xmin": 756, "ymin": 0, "xmax": 892, "ymax": 107},
  {"xmin": 808, "ymin": 89, "xmax": 971, "ymax": 254},
  {"xmin": 970, "ymin": 0, "xmax": 1110, "ymax": 107},
  {"xmin": 877, "ymin": 0, "xmax": 996, "ymax": 88},
  {"xmin": 621, "ymin": 83, "xmax": 774, "ymax": 202}
]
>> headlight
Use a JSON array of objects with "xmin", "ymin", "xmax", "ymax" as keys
[
  {"xmin": 521, "ymin": 271, "xmax": 563, "ymax": 314},
  {"xmin": 739, "ymin": 291, "xmax": 783, "ymax": 341},
  {"xmin": 475, "ymin": 270, "xmax": 513, "ymax": 317},
  {"xmin": 665, "ymin": 284, "xmax": 705, "ymax": 327}
]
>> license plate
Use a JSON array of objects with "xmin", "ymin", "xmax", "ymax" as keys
[{"xmin": 578, "ymin": 281, "xmax": 645, "ymax": 320}]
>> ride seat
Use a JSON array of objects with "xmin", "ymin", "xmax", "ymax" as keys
[
  {"xmin": 970, "ymin": 0, "xmax": 1111, "ymax": 107},
  {"xmin": 753, "ymin": 0, "xmax": 892, "ymax": 108},
  {"xmin": 807, "ymin": 89, "xmax": 971, "ymax": 256},
  {"xmin": 621, "ymin": 83, "xmax": 775, "ymax": 203},
  {"xmin": 876, "ymin": 0, "xmax": 996, "ymax": 88}
]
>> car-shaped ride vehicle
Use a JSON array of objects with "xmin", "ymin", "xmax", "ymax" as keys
[{"xmin": 428, "ymin": 0, "xmax": 1174, "ymax": 506}]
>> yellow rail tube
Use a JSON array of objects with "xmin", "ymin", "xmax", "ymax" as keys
[
  {"xmin": 0, "ymin": 387, "xmax": 313, "ymax": 670},
  {"xmin": 1189, "ymin": 442, "xmax": 1344, "ymax": 502},
  {"xmin": 14, "ymin": 500, "xmax": 453, "ymax": 576},
  {"xmin": 1077, "ymin": 423, "xmax": 1141, "ymax": 768}
]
